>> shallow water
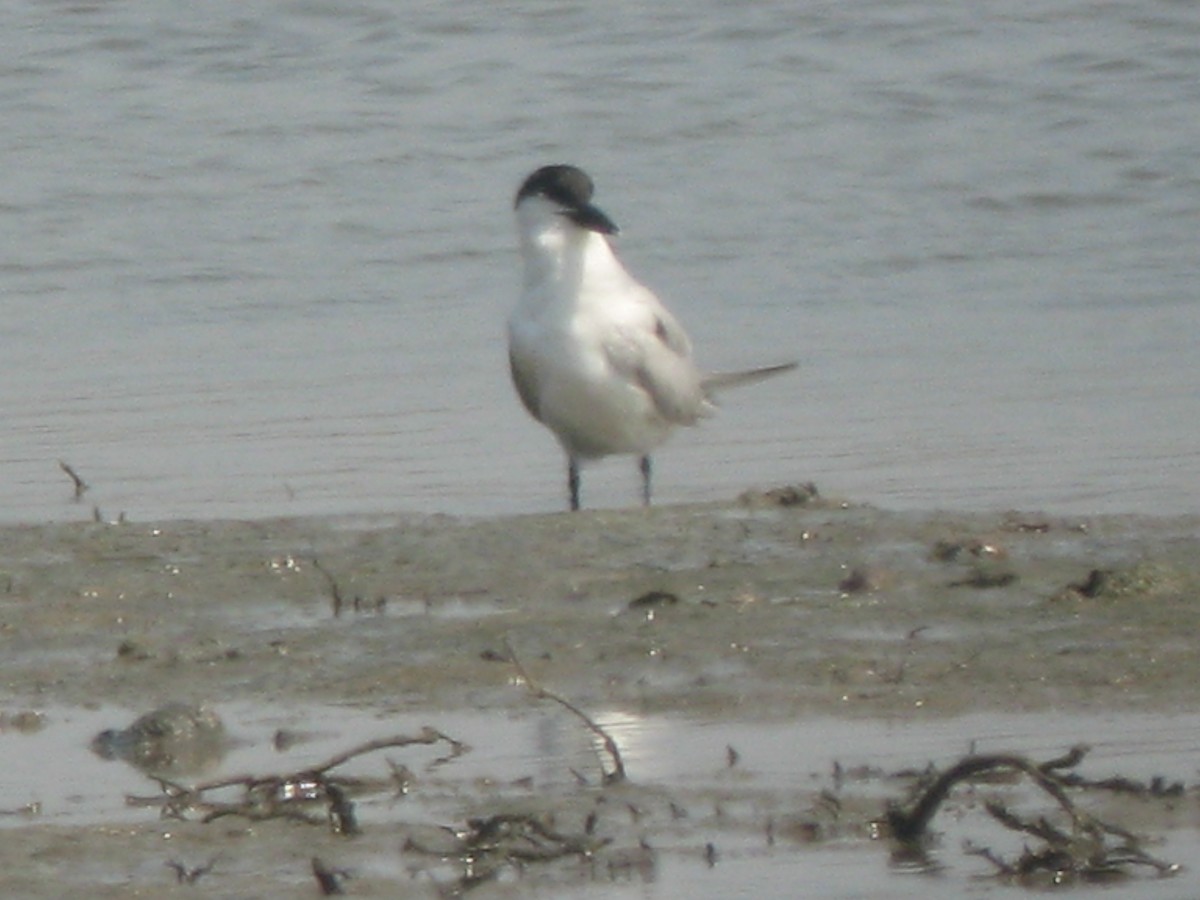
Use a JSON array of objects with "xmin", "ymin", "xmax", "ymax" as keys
[
  {"xmin": 4, "ymin": 704, "xmax": 1198, "ymax": 896},
  {"xmin": 3, "ymin": 0, "xmax": 1199, "ymax": 523}
]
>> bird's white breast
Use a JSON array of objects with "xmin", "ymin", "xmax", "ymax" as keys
[{"xmin": 509, "ymin": 231, "xmax": 691, "ymax": 458}]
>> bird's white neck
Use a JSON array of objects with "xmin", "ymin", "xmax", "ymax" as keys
[{"xmin": 518, "ymin": 219, "xmax": 626, "ymax": 301}]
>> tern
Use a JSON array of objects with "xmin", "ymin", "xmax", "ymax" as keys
[{"xmin": 507, "ymin": 164, "xmax": 796, "ymax": 511}]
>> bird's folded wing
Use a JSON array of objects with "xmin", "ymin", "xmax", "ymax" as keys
[{"xmin": 604, "ymin": 307, "xmax": 712, "ymax": 426}]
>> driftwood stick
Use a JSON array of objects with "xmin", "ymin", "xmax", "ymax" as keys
[
  {"xmin": 58, "ymin": 460, "xmax": 89, "ymax": 498},
  {"xmin": 504, "ymin": 637, "xmax": 626, "ymax": 784},
  {"xmin": 887, "ymin": 750, "xmax": 1086, "ymax": 844}
]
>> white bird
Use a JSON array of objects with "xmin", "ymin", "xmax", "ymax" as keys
[{"xmin": 507, "ymin": 164, "xmax": 796, "ymax": 511}]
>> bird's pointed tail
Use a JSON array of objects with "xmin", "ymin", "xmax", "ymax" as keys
[{"xmin": 701, "ymin": 362, "xmax": 797, "ymax": 399}]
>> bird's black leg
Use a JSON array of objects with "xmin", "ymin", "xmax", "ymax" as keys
[
  {"xmin": 568, "ymin": 457, "xmax": 581, "ymax": 511},
  {"xmin": 639, "ymin": 455, "xmax": 652, "ymax": 506}
]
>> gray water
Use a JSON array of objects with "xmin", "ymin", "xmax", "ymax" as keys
[{"xmin": 3, "ymin": 0, "xmax": 1198, "ymax": 523}]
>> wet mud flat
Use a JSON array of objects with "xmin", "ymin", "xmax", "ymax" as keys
[{"xmin": 1, "ymin": 492, "xmax": 1199, "ymax": 896}]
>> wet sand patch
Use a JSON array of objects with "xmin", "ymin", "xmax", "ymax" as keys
[{"xmin": 1, "ymin": 498, "xmax": 1198, "ymax": 895}]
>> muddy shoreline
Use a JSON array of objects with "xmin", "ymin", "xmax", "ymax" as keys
[
  {"xmin": 2, "ymin": 493, "xmax": 1198, "ymax": 895},
  {"xmin": 5, "ymin": 493, "xmax": 1198, "ymax": 716}
]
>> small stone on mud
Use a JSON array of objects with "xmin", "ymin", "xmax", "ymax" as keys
[
  {"xmin": 930, "ymin": 537, "xmax": 1008, "ymax": 563},
  {"xmin": 738, "ymin": 482, "xmax": 820, "ymax": 508},
  {"xmin": 1055, "ymin": 562, "xmax": 1186, "ymax": 602},
  {"xmin": 949, "ymin": 566, "xmax": 1018, "ymax": 589},
  {"xmin": 0, "ymin": 710, "xmax": 45, "ymax": 734},
  {"xmin": 116, "ymin": 639, "xmax": 154, "ymax": 661},
  {"xmin": 90, "ymin": 702, "xmax": 227, "ymax": 775},
  {"xmin": 273, "ymin": 728, "xmax": 307, "ymax": 752},
  {"xmin": 838, "ymin": 567, "xmax": 895, "ymax": 594},
  {"xmin": 629, "ymin": 590, "xmax": 680, "ymax": 610}
]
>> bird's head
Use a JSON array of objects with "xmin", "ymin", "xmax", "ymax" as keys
[{"xmin": 514, "ymin": 165, "xmax": 620, "ymax": 238}]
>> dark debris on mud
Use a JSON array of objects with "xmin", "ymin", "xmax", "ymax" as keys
[
  {"xmin": 107, "ymin": 684, "xmax": 1187, "ymax": 895},
  {"xmin": 882, "ymin": 745, "xmax": 1182, "ymax": 886},
  {"xmin": 9, "ymin": 489, "xmax": 1200, "ymax": 894}
]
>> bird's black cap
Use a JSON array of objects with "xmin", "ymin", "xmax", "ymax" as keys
[{"xmin": 515, "ymin": 164, "xmax": 619, "ymax": 235}]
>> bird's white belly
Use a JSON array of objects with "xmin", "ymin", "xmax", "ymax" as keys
[
  {"xmin": 516, "ymin": 326, "xmax": 673, "ymax": 459},
  {"xmin": 546, "ymin": 370, "xmax": 672, "ymax": 459}
]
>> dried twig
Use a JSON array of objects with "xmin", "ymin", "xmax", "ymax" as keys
[
  {"xmin": 131, "ymin": 729, "xmax": 464, "ymax": 827},
  {"xmin": 885, "ymin": 745, "xmax": 1180, "ymax": 882},
  {"xmin": 311, "ymin": 557, "xmax": 346, "ymax": 617},
  {"xmin": 963, "ymin": 840, "xmax": 1016, "ymax": 876},
  {"xmin": 982, "ymin": 800, "xmax": 1179, "ymax": 880},
  {"xmin": 311, "ymin": 857, "xmax": 349, "ymax": 895},
  {"xmin": 406, "ymin": 810, "xmax": 610, "ymax": 894},
  {"xmin": 165, "ymin": 857, "xmax": 217, "ymax": 884},
  {"xmin": 886, "ymin": 750, "xmax": 1084, "ymax": 844},
  {"xmin": 58, "ymin": 460, "xmax": 89, "ymax": 499},
  {"xmin": 311, "ymin": 558, "xmax": 386, "ymax": 617},
  {"xmin": 504, "ymin": 637, "xmax": 626, "ymax": 784}
]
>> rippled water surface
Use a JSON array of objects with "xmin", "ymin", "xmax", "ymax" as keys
[{"xmin": 3, "ymin": 0, "xmax": 1198, "ymax": 522}]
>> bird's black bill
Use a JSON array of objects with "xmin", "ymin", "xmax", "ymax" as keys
[{"xmin": 563, "ymin": 203, "xmax": 619, "ymax": 235}]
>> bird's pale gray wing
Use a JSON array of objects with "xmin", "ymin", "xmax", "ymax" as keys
[
  {"xmin": 605, "ymin": 309, "xmax": 712, "ymax": 425},
  {"xmin": 647, "ymin": 303, "xmax": 693, "ymax": 358},
  {"xmin": 508, "ymin": 347, "xmax": 543, "ymax": 420}
]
